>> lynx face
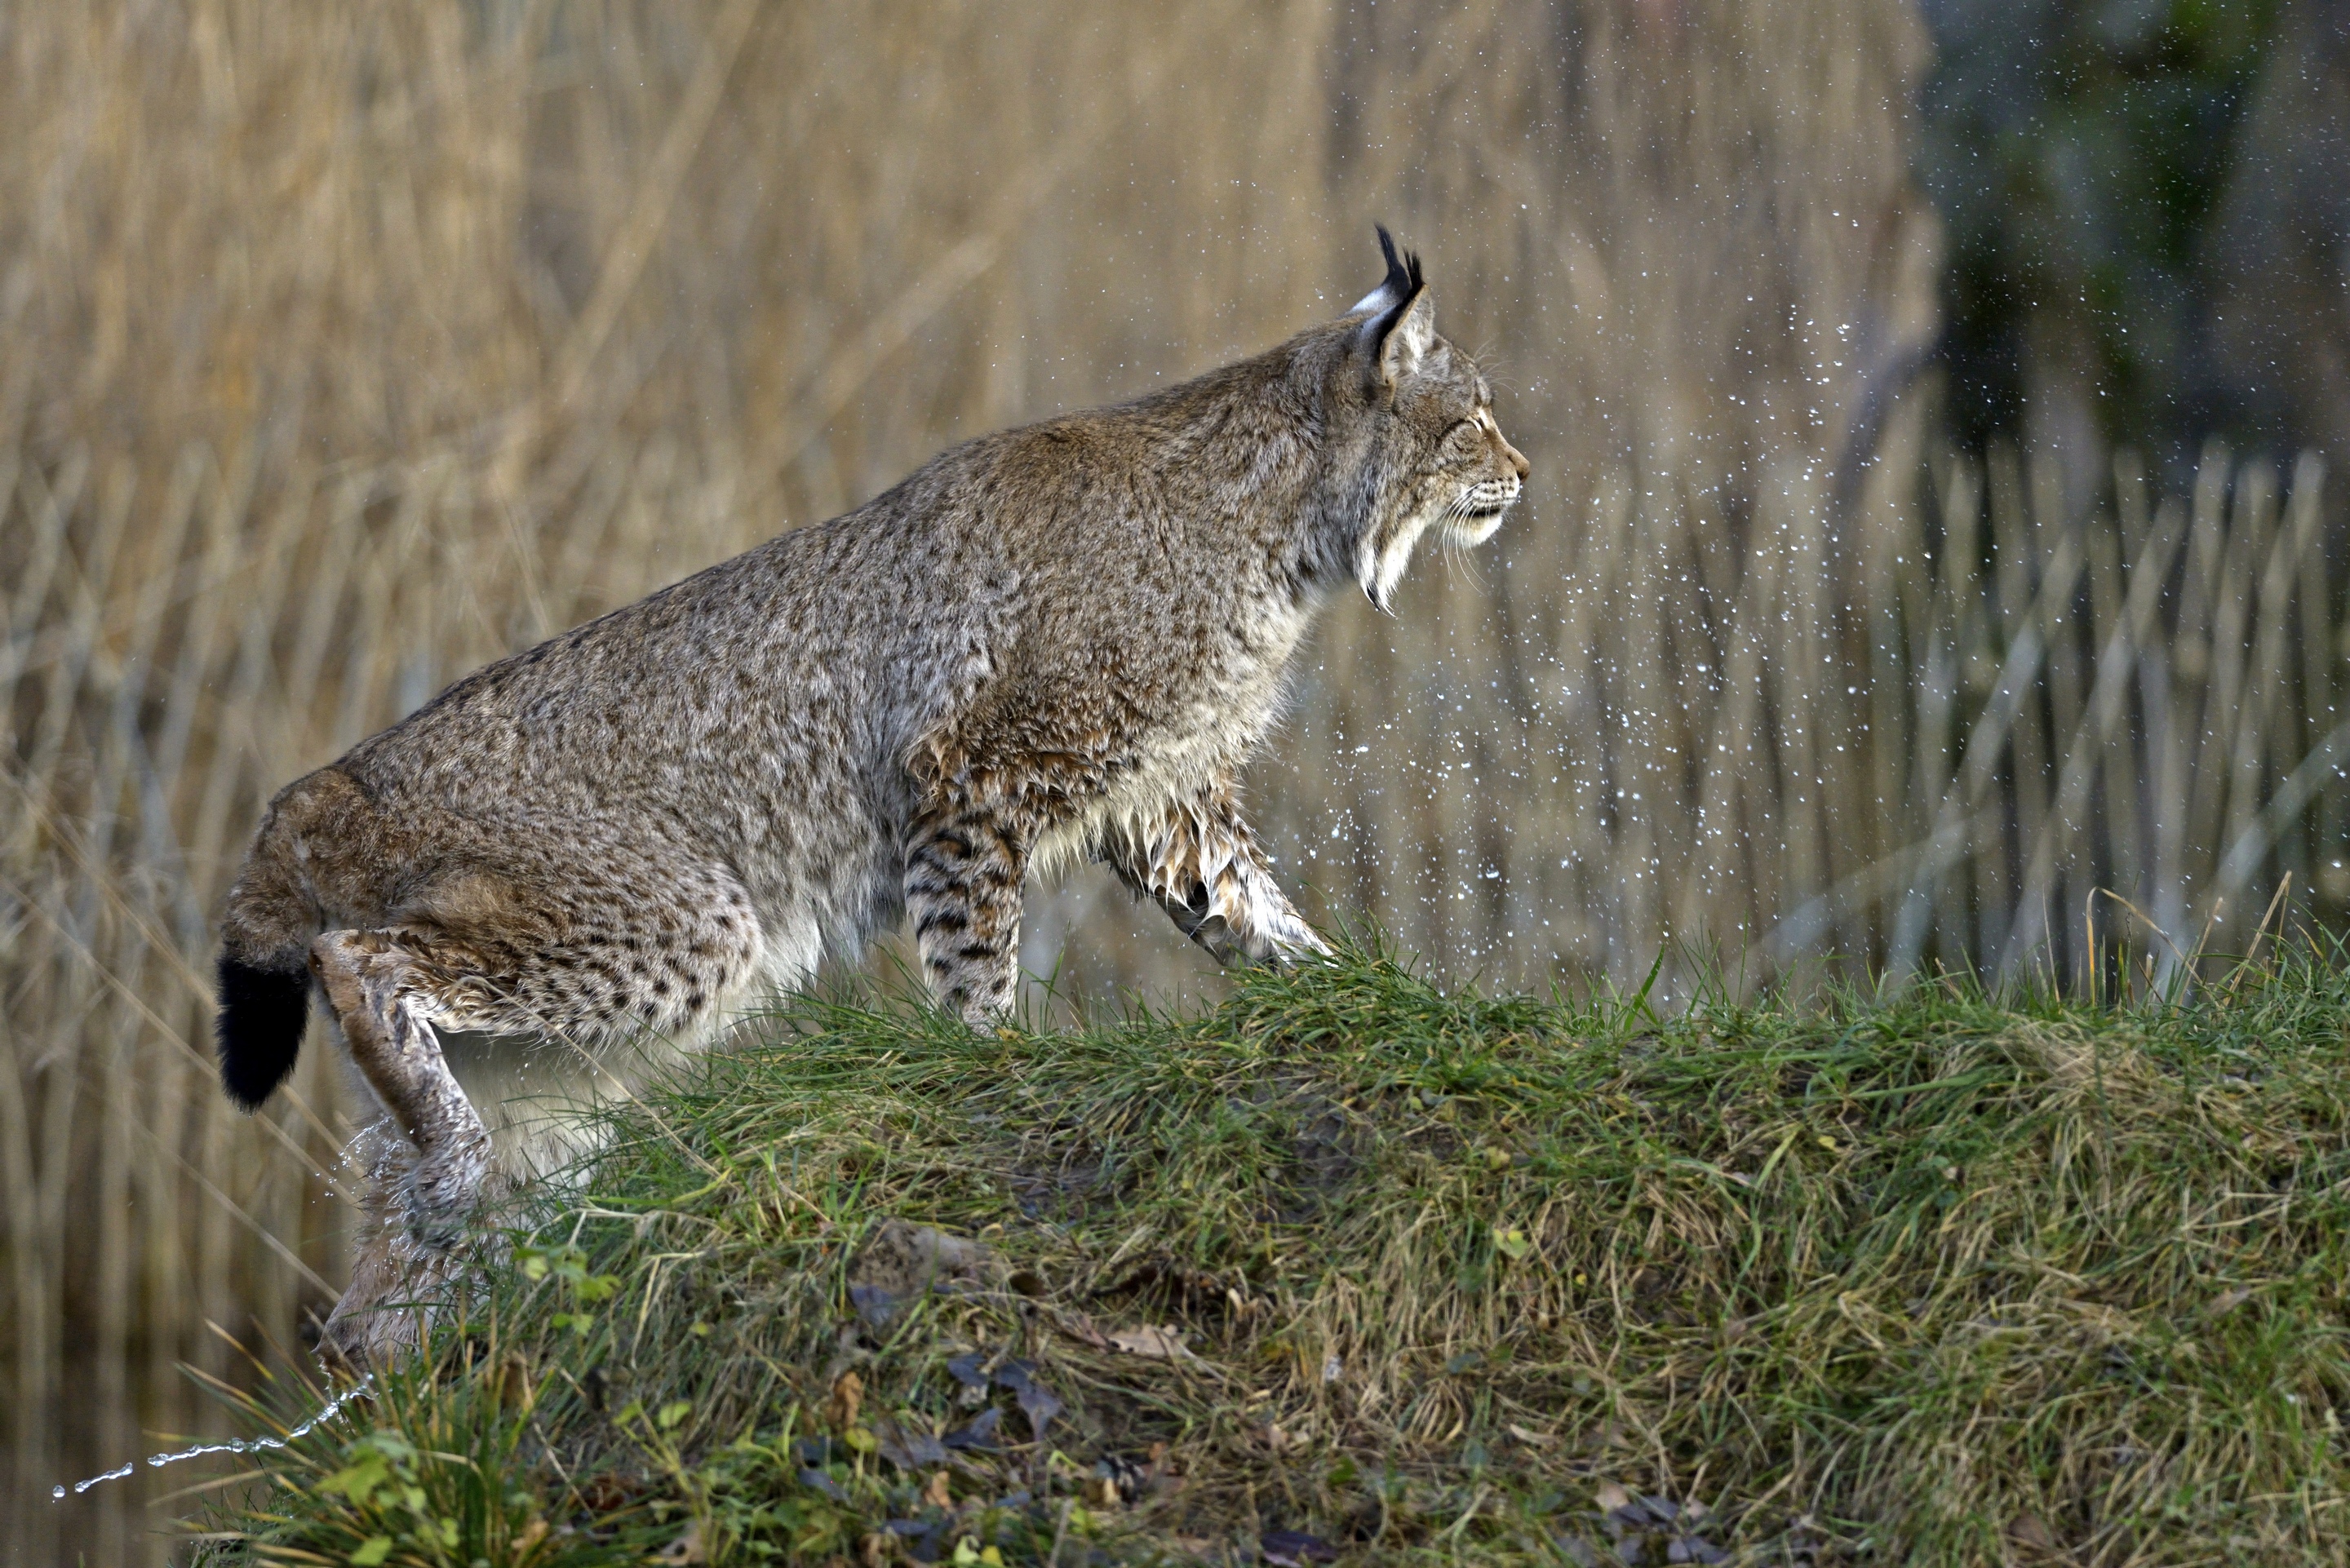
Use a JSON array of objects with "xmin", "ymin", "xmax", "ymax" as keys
[{"xmin": 1337, "ymin": 230, "xmax": 1530, "ymax": 609}]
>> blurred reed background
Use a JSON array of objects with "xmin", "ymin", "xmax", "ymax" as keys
[{"xmin": 0, "ymin": 1, "xmax": 2337, "ymax": 1559}]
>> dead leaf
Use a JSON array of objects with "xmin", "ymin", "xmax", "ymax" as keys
[
  {"xmin": 827, "ymin": 1369, "xmax": 864, "ymax": 1430},
  {"xmin": 847, "ymin": 1221, "xmax": 999, "ymax": 1328},
  {"xmin": 651, "ymin": 1521, "xmax": 707, "ymax": 1565},
  {"xmin": 1108, "ymin": 1323, "xmax": 1200, "ymax": 1362},
  {"xmin": 2009, "ymin": 1513, "xmax": 2055, "ymax": 1551},
  {"xmin": 873, "ymin": 1417, "xmax": 947, "ymax": 1471},
  {"xmin": 1051, "ymin": 1308, "xmax": 1113, "ymax": 1350},
  {"xmin": 847, "ymin": 1283, "xmax": 902, "ymax": 1329},
  {"xmin": 513, "ymin": 1517, "xmax": 549, "ymax": 1552},
  {"xmin": 1594, "ymin": 1480, "xmax": 1632, "ymax": 1513},
  {"xmin": 991, "ymin": 1358, "xmax": 1063, "ymax": 1438},
  {"xmin": 941, "ymin": 1407, "xmax": 1001, "ymax": 1451},
  {"xmin": 1578, "ymin": 1419, "xmax": 1629, "ymax": 1453},
  {"xmin": 2209, "ymin": 1287, "xmax": 2254, "ymax": 1318},
  {"xmin": 922, "ymin": 1470, "xmax": 953, "ymax": 1511},
  {"xmin": 1506, "ymin": 1422, "xmax": 1558, "ymax": 1447},
  {"xmin": 1260, "ymin": 1529, "xmax": 1340, "ymax": 1565}
]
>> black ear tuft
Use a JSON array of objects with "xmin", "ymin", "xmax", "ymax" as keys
[
  {"xmin": 1360, "ymin": 225, "xmax": 1434, "ymax": 380},
  {"xmin": 1350, "ymin": 225, "xmax": 1428, "ymax": 317},
  {"xmin": 1375, "ymin": 224, "xmax": 1423, "ymax": 301}
]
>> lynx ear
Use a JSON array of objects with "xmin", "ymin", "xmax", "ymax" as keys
[
  {"xmin": 1351, "ymin": 226, "xmax": 1433, "ymax": 385},
  {"xmin": 1374, "ymin": 288, "xmax": 1435, "ymax": 385}
]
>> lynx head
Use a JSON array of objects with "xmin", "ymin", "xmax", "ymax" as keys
[{"xmin": 1323, "ymin": 228, "xmax": 1528, "ymax": 610}]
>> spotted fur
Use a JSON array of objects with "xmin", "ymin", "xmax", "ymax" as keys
[{"xmin": 215, "ymin": 228, "xmax": 1526, "ymax": 1363}]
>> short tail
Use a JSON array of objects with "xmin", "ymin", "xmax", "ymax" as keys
[
  {"xmin": 215, "ymin": 768, "xmax": 355, "ymax": 1110},
  {"xmin": 217, "ymin": 955, "xmax": 310, "ymax": 1110}
]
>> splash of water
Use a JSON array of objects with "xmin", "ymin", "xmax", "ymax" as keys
[{"xmin": 51, "ymin": 1375, "xmax": 374, "ymax": 1500}]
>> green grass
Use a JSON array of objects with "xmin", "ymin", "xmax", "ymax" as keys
[{"xmin": 197, "ymin": 941, "xmax": 2350, "ymax": 1566}]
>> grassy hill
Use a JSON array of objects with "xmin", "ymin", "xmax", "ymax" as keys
[{"xmin": 201, "ymin": 946, "xmax": 2350, "ymax": 1566}]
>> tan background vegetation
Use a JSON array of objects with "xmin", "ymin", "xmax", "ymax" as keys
[{"xmin": 1, "ymin": 2, "xmax": 2333, "ymax": 1560}]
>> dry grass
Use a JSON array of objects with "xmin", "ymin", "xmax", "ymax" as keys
[{"xmin": 2, "ymin": 2, "xmax": 2340, "ymax": 1561}]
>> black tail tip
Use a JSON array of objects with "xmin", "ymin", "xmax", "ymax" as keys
[{"xmin": 217, "ymin": 954, "xmax": 310, "ymax": 1110}]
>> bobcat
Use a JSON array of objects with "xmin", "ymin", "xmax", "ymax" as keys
[{"xmin": 216, "ymin": 229, "xmax": 1527, "ymax": 1362}]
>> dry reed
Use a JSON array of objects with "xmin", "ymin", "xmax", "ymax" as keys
[{"xmin": 7, "ymin": 2, "xmax": 2331, "ymax": 1561}]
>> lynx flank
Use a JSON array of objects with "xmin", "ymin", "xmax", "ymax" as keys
[{"xmin": 216, "ymin": 229, "xmax": 1527, "ymax": 1362}]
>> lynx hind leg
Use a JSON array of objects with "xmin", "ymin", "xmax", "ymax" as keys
[
  {"xmin": 310, "ymin": 855, "xmax": 763, "ymax": 1243},
  {"xmin": 317, "ymin": 1121, "xmax": 477, "ymax": 1372},
  {"xmin": 1106, "ymin": 791, "xmax": 1328, "ymax": 967},
  {"xmin": 904, "ymin": 792, "xmax": 1039, "ymax": 1024},
  {"xmin": 311, "ymin": 929, "xmax": 497, "ymax": 1249}
]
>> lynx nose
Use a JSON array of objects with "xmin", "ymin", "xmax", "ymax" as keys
[{"xmin": 1502, "ymin": 439, "xmax": 1530, "ymax": 483}]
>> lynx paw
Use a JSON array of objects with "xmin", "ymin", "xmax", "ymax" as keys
[
  {"xmin": 1225, "ymin": 872, "xmax": 1328, "ymax": 967},
  {"xmin": 402, "ymin": 1132, "xmax": 493, "ymax": 1249},
  {"xmin": 317, "ymin": 1290, "xmax": 423, "ymax": 1375},
  {"xmin": 1267, "ymin": 922, "xmax": 1332, "ymax": 964}
]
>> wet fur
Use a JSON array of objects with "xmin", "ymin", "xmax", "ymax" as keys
[{"xmin": 215, "ymin": 229, "xmax": 1528, "ymax": 1364}]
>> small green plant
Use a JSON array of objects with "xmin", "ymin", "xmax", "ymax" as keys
[
  {"xmin": 206, "ymin": 1340, "xmax": 663, "ymax": 1567},
  {"xmin": 517, "ymin": 1244, "xmax": 623, "ymax": 1336}
]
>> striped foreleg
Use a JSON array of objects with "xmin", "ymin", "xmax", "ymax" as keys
[{"xmin": 903, "ymin": 791, "xmax": 1040, "ymax": 1023}]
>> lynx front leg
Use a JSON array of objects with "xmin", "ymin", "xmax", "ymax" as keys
[
  {"xmin": 309, "ymin": 930, "xmax": 494, "ymax": 1248},
  {"xmin": 1105, "ymin": 788, "xmax": 1328, "ymax": 966},
  {"xmin": 904, "ymin": 794, "xmax": 1039, "ymax": 1023}
]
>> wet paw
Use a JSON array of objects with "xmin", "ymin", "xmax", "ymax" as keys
[
  {"xmin": 1269, "ymin": 923, "xmax": 1332, "ymax": 963},
  {"xmin": 402, "ymin": 1137, "xmax": 490, "ymax": 1248},
  {"xmin": 317, "ymin": 1309, "xmax": 402, "ymax": 1375},
  {"xmin": 952, "ymin": 986, "xmax": 1015, "ymax": 1030}
]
